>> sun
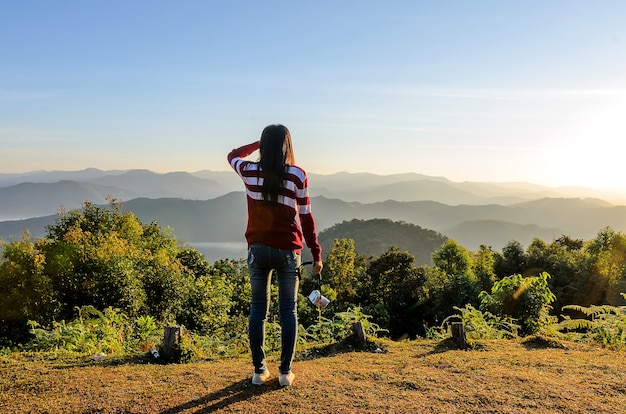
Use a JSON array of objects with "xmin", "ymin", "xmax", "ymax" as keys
[{"xmin": 560, "ymin": 97, "xmax": 626, "ymax": 189}]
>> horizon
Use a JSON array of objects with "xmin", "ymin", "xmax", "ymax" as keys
[
  {"xmin": 2, "ymin": 1, "xmax": 626, "ymax": 189},
  {"xmin": 4, "ymin": 166, "xmax": 626, "ymax": 196}
]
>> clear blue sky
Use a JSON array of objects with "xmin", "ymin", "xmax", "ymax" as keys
[{"xmin": 2, "ymin": 1, "xmax": 626, "ymax": 189}]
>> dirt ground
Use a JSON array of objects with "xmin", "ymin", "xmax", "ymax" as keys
[{"xmin": 1, "ymin": 337, "xmax": 625, "ymax": 413}]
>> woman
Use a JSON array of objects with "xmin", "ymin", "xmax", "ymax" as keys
[{"xmin": 228, "ymin": 124, "xmax": 323, "ymax": 387}]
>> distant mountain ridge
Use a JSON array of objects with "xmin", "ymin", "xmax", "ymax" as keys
[
  {"xmin": 0, "ymin": 169, "xmax": 230, "ymax": 219},
  {"xmin": 91, "ymin": 170, "xmax": 225, "ymax": 200},
  {"xmin": 307, "ymin": 171, "xmax": 626, "ymax": 205},
  {"xmin": 2, "ymin": 168, "xmax": 626, "ymax": 221},
  {"xmin": 2, "ymin": 169, "xmax": 626, "ymax": 261},
  {"xmin": 0, "ymin": 181, "xmax": 136, "ymax": 220},
  {"xmin": 2, "ymin": 192, "xmax": 626, "ymax": 255}
]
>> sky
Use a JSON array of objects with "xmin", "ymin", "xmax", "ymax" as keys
[{"xmin": 1, "ymin": 1, "xmax": 626, "ymax": 190}]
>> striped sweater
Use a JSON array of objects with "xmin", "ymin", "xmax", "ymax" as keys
[{"xmin": 227, "ymin": 141, "xmax": 322, "ymax": 262}]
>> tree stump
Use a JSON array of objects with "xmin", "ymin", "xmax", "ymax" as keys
[
  {"xmin": 161, "ymin": 326, "xmax": 181, "ymax": 359},
  {"xmin": 451, "ymin": 322, "xmax": 468, "ymax": 349},
  {"xmin": 352, "ymin": 321, "xmax": 367, "ymax": 349}
]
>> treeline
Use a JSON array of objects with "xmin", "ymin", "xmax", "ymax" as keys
[
  {"xmin": 1, "ymin": 200, "xmax": 626, "ymax": 349},
  {"xmin": 0, "ymin": 199, "xmax": 249, "ymax": 346},
  {"xmin": 318, "ymin": 218, "xmax": 447, "ymax": 266}
]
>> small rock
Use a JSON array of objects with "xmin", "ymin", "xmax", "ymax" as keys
[{"xmin": 92, "ymin": 352, "xmax": 106, "ymax": 361}]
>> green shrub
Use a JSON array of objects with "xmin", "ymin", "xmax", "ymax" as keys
[{"xmin": 479, "ymin": 272, "xmax": 555, "ymax": 336}]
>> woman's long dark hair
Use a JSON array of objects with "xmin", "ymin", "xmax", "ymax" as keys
[{"xmin": 259, "ymin": 124, "xmax": 295, "ymax": 203}]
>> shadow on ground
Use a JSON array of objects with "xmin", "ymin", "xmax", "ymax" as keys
[
  {"xmin": 159, "ymin": 378, "xmax": 280, "ymax": 413},
  {"xmin": 298, "ymin": 337, "xmax": 383, "ymax": 362}
]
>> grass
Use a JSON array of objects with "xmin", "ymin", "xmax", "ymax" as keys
[{"xmin": 1, "ymin": 337, "xmax": 626, "ymax": 413}]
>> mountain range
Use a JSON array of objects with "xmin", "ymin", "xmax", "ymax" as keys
[{"xmin": 1, "ymin": 168, "xmax": 626, "ymax": 261}]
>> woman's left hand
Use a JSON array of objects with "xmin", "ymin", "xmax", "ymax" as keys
[{"xmin": 312, "ymin": 261, "xmax": 323, "ymax": 274}]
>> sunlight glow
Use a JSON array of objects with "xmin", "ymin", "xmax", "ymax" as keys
[{"xmin": 560, "ymin": 98, "xmax": 626, "ymax": 188}]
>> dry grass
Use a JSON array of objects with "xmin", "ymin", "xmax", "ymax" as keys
[{"xmin": 1, "ymin": 337, "xmax": 626, "ymax": 413}]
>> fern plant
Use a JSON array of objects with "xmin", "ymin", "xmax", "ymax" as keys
[
  {"xmin": 27, "ymin": 306, "xmax": 133, "ymax": 355},
  {"xmin": 303, "ymin": 306, "xmax": 386, "ymax": 345},
  {"xmin": 427, "ymin": 304, "xmax": 519, "ymax": 340},
  {"xmin": 131, "ymin": 315, "xmax": 161, "ymax": 352},
  {"xmin": 557, "ymin": 294, "xmax": 626, "ymax": 346}
]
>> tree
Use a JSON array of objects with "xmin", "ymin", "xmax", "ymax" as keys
[
  {"xmin": 323, "ymin": 238, "xmax": 366, "ymax": 303},
  {"xmin": 179, "ymin": 268, "xmax": 234, "ymax": 336},
  {"xmin": 177, "ymin": 248, "xmax": 212, "ymax": 277},
  {"xmin": 364, "ymin": 246, "xmax": 427, "ymax": 338},
  {"xmin": 583, "ymin": 227, "xmax": 626, "ymax": 305},
  {"xmin": 526, "ymin": 236, "xmax": 586, "ymax": 312},
  {"xmin": 136, "ymin": 221, "xmax": 191, "ymax": 323},
  {"xmin": 431, "ymin": 240, "xmax": 481, "ymax": 318},
  {"xmin": 209, "ymin": 258, "xmax": 249, "ymax": 317},
  {"xmin": 495, "ymin": 240, "xmax": 528, "ymax": 279},
  {"xmin": 41, "ymin": 199, "xmax": 193, "ymax": 323},
  {"xmin": 472, "ymin": 244, "xmax": 497, "ymax": 292},
  {"xmin": 432, "ymin": 240, "xmax": 472, "ymax": 277},
  {"xmin": 210, "ymin": 259, "xmax": 250, "ymax": 336},
  {"xmin": 0, "ymin": 234, "xmax": 59, "ymax": 344}
]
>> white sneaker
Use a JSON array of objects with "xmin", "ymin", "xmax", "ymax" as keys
[
  {"xmin": 251, "ymin": 369, "xmax": 270, "ymax": 385},
  {"xmin": 279, "ymin": 372, "xmax": 295, "ymax": 386}
]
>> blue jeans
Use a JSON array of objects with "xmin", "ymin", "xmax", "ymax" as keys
[{"xmin": 247, "ymin": 243, "xmax": 301, "ymax": 375}]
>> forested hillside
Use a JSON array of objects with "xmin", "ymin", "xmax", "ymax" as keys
[{"xmin": 318, "ymin": 218, "xmax": 447, "ymax": 265}]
